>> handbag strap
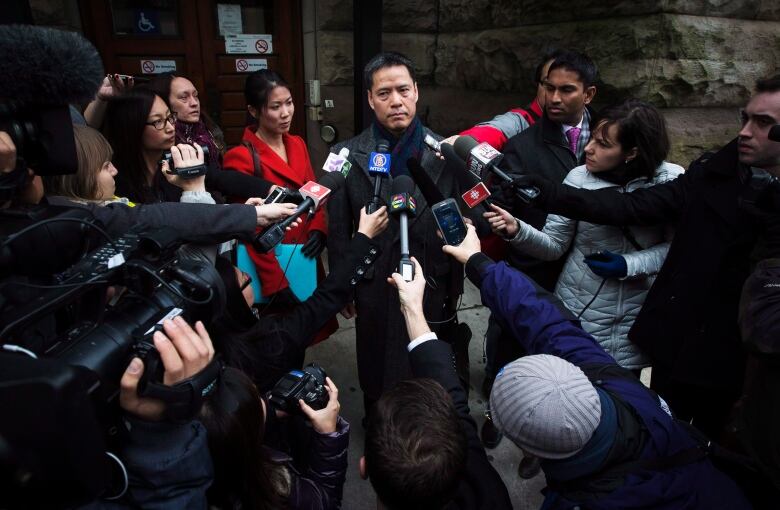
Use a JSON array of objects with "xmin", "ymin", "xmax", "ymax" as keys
[{"xmin": 242, "ymin": 141, "xmax": 262, "ymax": 178}]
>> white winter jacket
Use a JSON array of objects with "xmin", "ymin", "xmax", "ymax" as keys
[{"xmin": 509, "ymin": 162, "xmax": 684, "ymax": 369}]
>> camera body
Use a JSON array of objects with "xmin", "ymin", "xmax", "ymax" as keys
[
  {"xmin": 268, "ymin": 363, "xmax": 329, "ymax": 414},
  {"xmin": 161, "ymin": 144, "xmax": 210, "ymax": 178}
]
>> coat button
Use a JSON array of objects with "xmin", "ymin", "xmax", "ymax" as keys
[
  {"xmin": 356, "ymin": 266, "xmax": 365, "ymax": 276},
  {"xmin": 369, "ymin": 247, "xmax": 377, "ymax": 255},
  {"xmin": 350, "ymin": 277, "xmax": 358, "ymax": 285},
  {"xmin": 670, "ymin": 295, "xmax": 676, "ymax": 301},
  {"xmin": 364, "ymin": 257, "xmax": 372, "ymax": 264}
]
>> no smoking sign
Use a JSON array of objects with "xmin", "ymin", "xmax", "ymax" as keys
[{"xmin": 235, "ymin": 58, "xmax": 268, "ymax": 73}]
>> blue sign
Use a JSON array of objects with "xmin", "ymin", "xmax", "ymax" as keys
[
  {"xmin": 368, "ymin": 151, "xmax": 391, "ymax": 174},
  {"xmin": 134, "ymin": 9, "xmax": 161, "ymax": 35}
]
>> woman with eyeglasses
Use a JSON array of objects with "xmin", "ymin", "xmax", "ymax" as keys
[{"xmin": 102, "ymin": 88, "xmax": 274, "ymax": 204}]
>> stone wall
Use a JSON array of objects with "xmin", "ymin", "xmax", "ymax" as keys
[{"xmin": 312, "ymin": 0, "xmax": 780, "ymax": 167}]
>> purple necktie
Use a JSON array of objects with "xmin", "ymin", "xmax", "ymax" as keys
[{"xmin": 566, "ymin": 127, "xmax": 581, "ymax": 155}]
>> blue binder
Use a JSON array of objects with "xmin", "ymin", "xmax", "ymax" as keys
[{"xmin": 236, "ymin": 243, "xmax": 317, "ymax": 304}]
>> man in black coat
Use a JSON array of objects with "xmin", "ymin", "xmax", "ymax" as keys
[
  {"xmin": 359, "ymin": 257, "xmax": 512, "ymax": 510},
  {"xmin": 497, "ymin": 50, "xmax": 598, "ymax": 291},
  {"xmin": 504, "ymin": 74, "xmax": 780, "ymax": 439},
  {"xmin": 327, "ymin": 52, "xmax": 468, "ymax": 411}
]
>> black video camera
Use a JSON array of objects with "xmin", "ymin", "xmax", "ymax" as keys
[
  {"xmin": 268, "ymin": 363, "xmax": 329, "ymax": 414},
  {"xmin": 160, "ymin": 143, "xmax": 210, "ymax": 179},
  {"xmin": 0, "ymin": 225, "xmax": 226, "ymax": 507}
]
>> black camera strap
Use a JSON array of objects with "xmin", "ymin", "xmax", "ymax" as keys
[{"xmin": 142, "ymin": 355, "xmax": 223, "ymax": 423}]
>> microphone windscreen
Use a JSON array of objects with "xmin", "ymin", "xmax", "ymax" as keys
[
  {"xmin": 391, "ymin": 175, "xmax": 416, "ymax": 195},
  {"xmin": 407, "ymin": 157, "xmax": 445, "ymax": 205},
  {"xmin": 0, "ymin": 25, "xmax": 104, "ymax": 106},
  {"xmin": 317, "ymin": 169, "xmax": 345, "ymax": 191},
  {"xmin": 453, "ymin": 135, "xmax": 479, "ymax": 162},
  {"xmin": 376, "ymin": 138, "xmax": 391, "ymax": 153}
]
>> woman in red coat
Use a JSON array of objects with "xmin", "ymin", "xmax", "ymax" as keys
[{"xmin": 223, "ymin": 70, "xmax": 336, "ymax": 340}]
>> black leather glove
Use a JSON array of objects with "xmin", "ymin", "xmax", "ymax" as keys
[
  {"xmin": 301, "ymin": 230, "xmax": 326, "ymax": 259},
  {"xmin": 270, "ymin": 286, "xmax": 300, "ymax": 307},
  {"xmin": 498, "ymin": 174, "xmax": 554, "ymax": 210}
]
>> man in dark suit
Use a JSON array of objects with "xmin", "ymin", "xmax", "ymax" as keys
[
  {"xmin": 504, "ymin": 74, "xmax": 780, "ymax": 440},
  {"xmin": 358, "ymin": 257, "xmax": 512, "ymax": 510},
  {"xmin": 327, "ymin": 52, "xmax": 468, "ymax": 413},
  {"xmin": 497, "ymin": 50, "xmax": 598, "ymax": 291}
]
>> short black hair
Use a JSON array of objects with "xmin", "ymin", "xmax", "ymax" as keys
[
  {"xmin": 547, "ymin": 50, "xmax": 599, "ymax": 88},
  {"xmin": 534, "ymin": 49, "xmax": 565, "ymax": 84},
  {"xmin": 365, "ymin": 378, "xmax": 467, "ymax": 510},
  {"xmin": 755, "ymin": 75, "xmax": 780, "ymax": 93},
  {"xmin": 363, "ymin": 51, "xmax": 416, "ymax": 91}
]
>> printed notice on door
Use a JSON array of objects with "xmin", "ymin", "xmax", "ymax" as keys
[
  {"xmin": 217, "ymin": 4, "xmax": 243, "ymax": 36},
  {"xmin": 225, "ymin": 34, "xmax": 273, "ymax": 54}
]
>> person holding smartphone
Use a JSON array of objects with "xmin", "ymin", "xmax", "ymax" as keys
[{"xmin": 485, "ymin": 99, "xmax": 683, "ymax": 376}]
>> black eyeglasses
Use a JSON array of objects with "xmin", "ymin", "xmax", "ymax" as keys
[
  {"xmin": 145, "ymin": 112, "xmax": 177, "ymax": 130},
  {"xmin": 240, "ymin": 273, "xmax": 253, "ymax": 291}
]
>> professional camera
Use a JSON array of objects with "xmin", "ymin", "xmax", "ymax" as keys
[
  {"xmin": 161, "ymin": 143, "xmax": 210, "ymax": 178},
  {"xmin": 0, "ymin": 225, "xmax": 226, "ymax": 508},
  {"xmin": 268, "ymin": 363, "xmax": 329, "ymax": 414}
]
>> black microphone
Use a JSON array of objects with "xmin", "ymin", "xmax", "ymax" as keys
[
  {"xmin": 440, "ymin": 142, "xmax": 495, "ymax": 213},
  {"xmin": 366, "ymin": 139, "xmax": 391, "ymax": 213},
  {"xmin": 253, "ymin": 172, "xmax": 345, "ymax": 253},
  {"xmin": 453, "ymin": 136, "xmax": 540, "ymax": 203},
  {"xmin": 0, "ymin": 26, "xmax": 104, "ymax": 177},
  {"xmin": 389, "ymin": 175, "xmax": 417, "ymax": 282},
  {"xmin": 406, "ymin": 157, "xmax": 445, "ymax": 206}
]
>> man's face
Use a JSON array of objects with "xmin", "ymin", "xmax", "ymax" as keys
[
  {"xmin": 738, "ymin": 91, "xmax": 780, "ymax": 173},
  {"xmin": 543, "ymin": 67, "xmax": 596, "ymax": 126},
  {"xmin": 367, "ymin": 65, "xmax": 418, "ymax": 136}
]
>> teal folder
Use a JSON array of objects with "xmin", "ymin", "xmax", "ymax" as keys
[{"xmin": 236, "ymin": 243, "xmax": 317, "ymax": 304}]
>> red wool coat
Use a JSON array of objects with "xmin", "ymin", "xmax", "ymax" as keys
[{"xmin": 223, "ymin": 126, "xmax": 328, "ymax": 296}]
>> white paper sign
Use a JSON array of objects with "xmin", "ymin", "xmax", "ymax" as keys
[
  {"xmin": 140, "ymin": 59, "xmax": 177, "ymax": 74},
  {"xmin": 217, "ymin": 4, "xmax": 243, "ymax": 36},
  {"xmin": 235, "ymin": 58, "xmax": 268, "ymax": 72},
  {"xmin": 225, "ymin": 34, "xmax": 273, "ymax": 54}
]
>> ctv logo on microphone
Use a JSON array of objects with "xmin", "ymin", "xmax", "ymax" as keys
[{"xmin": 369, "ymin": 152, "xmax": 391, "ymax": 174}]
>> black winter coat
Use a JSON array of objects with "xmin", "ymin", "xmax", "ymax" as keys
[{"xmin": 538, "ymin": 139, "xmax": 760, "ymax": 390}]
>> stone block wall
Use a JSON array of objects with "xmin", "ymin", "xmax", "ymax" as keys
[{"xmin": 312, "ymin": 0, "xmax": 780, "ymax": 167}]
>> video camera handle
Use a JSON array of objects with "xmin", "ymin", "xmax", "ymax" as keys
[{"xmin": 134, "ymin": 341, "xmax": 222, "ymax": 423}]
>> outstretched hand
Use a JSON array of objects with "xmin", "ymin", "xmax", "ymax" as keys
[
  {"xmin": 442, "ymin": 223, "xmax": 481, "ymax": 264},
  {"xmin": 97, "ymin": 73, "xmax": 134, "ymax": 101},
  {"xmin": 254, "ymin": 202, "xmax": 302, "ymax": 228},
  {"xmin": 386, "ymin": 257, "xmax": 426, "ymax": 315},
  {"xmin": 161, "ymin": 144, "xmax": 207, "ymax": 192},
  {"xmin": 357, "ymin": 205, "xmax": 389, "ymax": 238},
  {"xmin": 483, "ymin": 203, "xmax": 519, "ymax": 237}
]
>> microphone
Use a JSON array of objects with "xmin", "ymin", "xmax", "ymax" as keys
[
  {"xmin": 407, "ymin": 157, "xmax": 445, "ymax": 206},
  {"xmin": 366, "ymin": 139, "xmax": 391, "ymax": 213},
  {"xmin": 0, "ymin": 26, "xmax": 104, "ymax": 177},
  {"xmin": 0, "ymin": 25, "xmax": 104, "ymax": 107},
  {"xmin": 440, "ymin": 143, "xmax": 493, "ymax": 211},
  {"xmin": 453, "ymin": 136, "xmax": 540, "ymax": 203},
  {"xmin": 322, "ymin": 147, "xmax": 352, "ymax": 177},
  {"xmin": 253, "ymin": 172, "xmax": 345, "ymax": 253},
  {"xmin": 389, "ymin": 175, "xmax": 417, "ymax": 282}
]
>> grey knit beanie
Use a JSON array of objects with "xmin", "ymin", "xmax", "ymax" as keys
[{"xmin": 489, "ymin": 354, "xmax": 601, "ymax": 459}]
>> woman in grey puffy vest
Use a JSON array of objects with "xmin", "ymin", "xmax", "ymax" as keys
[{"xmin": 485, "ymin": 99, "xmax": 683, "ymax": 371}]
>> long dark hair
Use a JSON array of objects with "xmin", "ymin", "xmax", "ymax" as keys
[
  {"xmin": 244, "ymin": 69, "xmax": 291, "ymax": 111},
  {"xmin": 200, "ymin": 367, "xmax": 289, "ymax": 509},
  {"xmin": 595, "ymin": 98, "xmax": 670, "ymax": 180},
  {"xmin": 102, "ymin": 88, "xmax": 163, "ymax": 203}
]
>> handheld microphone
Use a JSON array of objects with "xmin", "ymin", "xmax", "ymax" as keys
[
  {"xmin": 253, "ymin": 172, "xmax": 345, "ymax": 253},
  {"xmin": 366, "ymin": 139, "xmax": 391, "ymax": 213},
  {"xmin": 389, "ymin": 175, "xmax": 417, "ymax": 282},
  {"xmin": 322, "ymin": 147, "xmax": 352, "ymax": 177},
  {"xmin": 407, "ymin": 157, "xmax": 445, "ymax": 206},
  {"xmin": 440, "ymin": 143, "xmax": 494, "ymax": 211},
  {"xmin": 453, "ymin": 136, "xmax": 540, "ymax": 203}
]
